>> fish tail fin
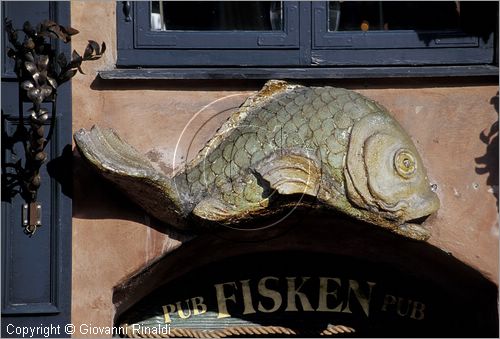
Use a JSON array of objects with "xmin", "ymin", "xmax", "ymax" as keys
[{"xmin": 74, "ymin": 125, "xmax": 188, "ymax": 229}]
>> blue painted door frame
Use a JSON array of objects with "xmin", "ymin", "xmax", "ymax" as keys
[{"xmin": 1, "ymin": 2, "xmax": 72, "ymax": 337}]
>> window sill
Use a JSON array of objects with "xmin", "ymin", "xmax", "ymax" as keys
[{"xmin": 98, "ymin": 65, "xmax": 498, "ymax": 80}]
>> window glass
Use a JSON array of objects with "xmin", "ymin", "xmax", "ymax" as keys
[
  {"xmin": 329, "ymin": 1, "xmax": 464, "ymax": 32},
  {"xmin": 151, "ymin": 1, "xmax": 283, "ymax": 31}
]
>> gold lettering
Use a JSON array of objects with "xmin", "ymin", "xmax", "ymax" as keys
[
  {"xmin": 285, "ymin": 277, "xmax": 314, "ymax": 312},
  {"xmin": 342, "ymin": 280, "xmax": 375, "ymax": 317},
  {"xmin": 317, "ymin": 277, "xmax": 343, "ymax": 312},
  {"xmin": 162, "ymin": 304, "xmax": 176, "ymax": 323},
  {"xmin": 410, "ymin": 301, "xmax": 426, "ymax": 320},
  {"xmin": 396, "ymin": 297, "xmax": 412, "ymax": 317},
  {"xmin": 176, "ymin": 300, "xmax": 192, "ymax": 319},
  {"xmin": 257, "ymin": 276, "xmax": 282, "ymax": 313},
  {"xmin": 214, "ymin": 281, "xmax": 238, "ymax": 319},
  {"xmin": 191, "ymin": 296, "xmax": 207, "ymax": 316},
  {"xmin": 240, "ymin": 279, "xmax": 256, "ymax": 315},
  {"xmin": 381, "ymin": 294, "xmax": 397, "ymax": 312}
]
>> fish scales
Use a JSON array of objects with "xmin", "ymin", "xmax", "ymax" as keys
[
  {"xmin": 177, "ymin": 85, "xmax": 374, "ymax": 204},
  {"xmin": 74, "ymin": 80, "xmax": 440, "ymax": 241}
]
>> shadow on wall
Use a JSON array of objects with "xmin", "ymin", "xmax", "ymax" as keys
[
  {"xmin": 89, "ymin": 76, "xmax": 498, "ymax": 92},
  {"xmin": 1, "ymin": 109, "xmax": 24, "ymax": 203},
  {"xmin": 46, "ymin": 144, "xmax": 73, "ymax": 199},
  {"xmin": 475, "ymin": 92, "xmax": 499, "ymax": 210},
  {"xmin": 89, "ymin": 77, "xmax": 265, "ymax": 92},
  {"xmin": 69, "ymin": 146, "xmax": 192, "ymax": 241}
]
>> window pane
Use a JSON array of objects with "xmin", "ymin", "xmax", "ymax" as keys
[
  {"xmin": 151, "ymin": 1, "xmax": 283, "ymax": 31},
  {"xmin": 329, "ymin": 1, "xmax": 472, "ymax": 32}
]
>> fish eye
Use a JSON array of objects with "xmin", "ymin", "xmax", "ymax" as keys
[{"xmin": 394, "ymin": 149, "xmax": 417, "ymax": 178}]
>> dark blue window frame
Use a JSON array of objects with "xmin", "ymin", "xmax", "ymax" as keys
[
  {"xmin": 311, "ymin": 2, "xmax": 496, "ymax": 66},
  {"xmin": 118, "ymin": 1, "xmax": 303, "ymax": 67},
  {"xmin": 136, "ymin": 2, "xmax": 299, "ymax": 49},
  {"xmin": 115, "ymin": 1, "xmax": 498, "ymax": 75}
]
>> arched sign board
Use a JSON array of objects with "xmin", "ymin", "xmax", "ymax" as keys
[{"xmin": 116, "ymin": 251, "xmax": 498, "ymax": 338}]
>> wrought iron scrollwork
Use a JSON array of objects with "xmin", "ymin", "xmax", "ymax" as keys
[{"xmin": 4, "ymin": 18, "xmax": 105, "ymax": 235}]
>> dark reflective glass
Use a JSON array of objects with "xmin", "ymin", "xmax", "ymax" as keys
[
  {"xmin": 151, "ymin": 1, "xmax": 283, "ymax": 31},
  {"xmin": 328, "ymin": 1, "xmax": 493, "ymax": 32}
]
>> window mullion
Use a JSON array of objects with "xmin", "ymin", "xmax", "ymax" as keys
[{"xmin": 299, "ymin": 1, "xmax": 312, "ymax": 66}]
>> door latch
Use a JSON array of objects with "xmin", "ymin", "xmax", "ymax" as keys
[{"xmin": 22, "ymin": 202, "xmax": 42, "ymax": 235}]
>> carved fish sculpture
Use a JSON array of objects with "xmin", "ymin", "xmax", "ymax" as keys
[{"xmin": 74, "ymin": 80, "xmax": 439, "ymax": 240}]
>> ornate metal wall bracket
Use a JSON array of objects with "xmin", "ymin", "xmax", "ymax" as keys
[{"xmin": 4, "ymin": 18, "xmax": 105, "ymax": 235}]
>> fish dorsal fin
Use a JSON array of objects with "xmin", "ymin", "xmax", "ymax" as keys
[
  {"xmin": 240, "ymin": 80, "xmax": 301, "ymax": 110},
  {"xmin": 254, "ymin": 151, "xmax": 321, "ymax": 197}
]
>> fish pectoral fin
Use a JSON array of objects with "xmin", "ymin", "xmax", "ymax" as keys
[
  {"xmin": 193, "ymin": 197, "xmax": 269, "ymax": 222},
  {"xmin": 253, "ymin": 152, "xmax": 321, "ymax": 197}
]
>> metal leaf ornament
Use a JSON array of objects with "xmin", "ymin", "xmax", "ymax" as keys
[{"xmin": 3, "ymin": 17, "xmax": 105, "ymax": 235}]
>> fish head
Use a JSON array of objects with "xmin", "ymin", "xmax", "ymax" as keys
[{"xmin": 344, "ymin": 113, "xmax": 440, "ymax": 240}]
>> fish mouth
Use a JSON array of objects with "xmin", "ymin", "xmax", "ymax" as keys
[
  {"xmin": 394, "ymin": 211, "xmax": 436, "ymax": 241},
  {"xmin": 405, "ymin": 214, "xmax": 431, "ymax": 225},
  {"xmin": 403, "ymin": 190, "xmax": 440, "ymax": 220}
]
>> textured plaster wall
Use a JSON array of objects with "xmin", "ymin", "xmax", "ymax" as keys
[{"xmin": 71, "ymin": 2, "xmax": 498, "ymax": 337}]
